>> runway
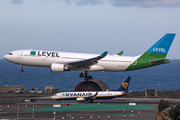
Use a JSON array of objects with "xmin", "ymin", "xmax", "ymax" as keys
[{"xmin": 1, "ymin": 96, "xmax": 179, "ymax": 120}]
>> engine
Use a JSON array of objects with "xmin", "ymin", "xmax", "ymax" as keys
[
  {"xmin": 76, "ymin": 97, "xmax": 85, "ymax": 102},
  {"xmin": 50, "ymin": 63, "xmax": 69, "ymax": 72}
]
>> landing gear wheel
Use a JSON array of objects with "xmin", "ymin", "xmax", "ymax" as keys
[
  {"xmin": 88, "ymin": 76, "xmax": 92, "ymax": 80},
  {"xmin": 79, "ymin": 73, "xmax": 83, "ymax": 78},
  {"xmin": 84, "ymin": 76, "xmax": 89, "ymax": 80},
  {"xmin": 80, "ymin": 71, "xmax": 93, "ymax": 80},
  {"xmin": 89, "ymin": 99, "xmax": 93, "ymax": 103},
  {"xmin": 20, "ymin": 65, "xmax": 24, "ymax": 72},
  {"xmin": 84, "ymin": 76, "xmax": 92, "ymax": 80},
  {"xmin": 20, "ymin": 69, "xmax": 24, "ymax": 72}
]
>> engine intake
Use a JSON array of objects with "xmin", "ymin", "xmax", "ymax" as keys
[{"xmin": 77, "ymin": 97, "xmax": 85, "ymax": 102}]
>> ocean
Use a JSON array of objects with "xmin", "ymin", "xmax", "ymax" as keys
[{"xmin": 0, "ymin": 59, "xmax": 180, "ymax": 92}]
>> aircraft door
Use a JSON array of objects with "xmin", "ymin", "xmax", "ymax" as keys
[{"xmin": 17, "ymin": 52, "xmax": 23, "ymax": 59}]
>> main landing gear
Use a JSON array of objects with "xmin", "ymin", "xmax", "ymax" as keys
[
  {"xmin": 20, "ymin": 65, "xmax": 24, "ymax": 72},
  {"xmin": 79, "ymin": 71, "xmax": 92, "ymax": 80},
  {"xmin": 89, "ymin": 99, "xmax": 94, "ymax": 103}
]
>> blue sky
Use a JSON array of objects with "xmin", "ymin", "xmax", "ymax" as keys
[{"xmin": 0, "ymin": 0, "xmax": 180, "ymax": 59}]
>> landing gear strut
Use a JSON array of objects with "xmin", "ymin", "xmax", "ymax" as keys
[
  {"xmin": 79, "ymin": 71, "xmax": 92, "ymax": 80},
  {"xmin": 20, "ymin": 65, "xmax": 24, "ymax": 72},
  {"xmin": 89, "ymin": 99, "xmax": 94, "ymax": 103}
]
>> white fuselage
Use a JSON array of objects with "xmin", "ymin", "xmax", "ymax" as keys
[
  {"xmin": 51, "ymin": 91, "xmax": 128, "ymax": 100},
  {"xmin": 4, "ymin": 50, "xmax": 139, "ymax": 72}
]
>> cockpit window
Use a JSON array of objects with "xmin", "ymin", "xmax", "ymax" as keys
[{"xmin": 8, "ymin": 53, "xmax": 13, "ymax": 55}]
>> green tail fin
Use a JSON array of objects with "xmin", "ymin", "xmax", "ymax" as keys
[{"xmin": 126, "ymin": 33, "xmax": 176, "ymax": 71}]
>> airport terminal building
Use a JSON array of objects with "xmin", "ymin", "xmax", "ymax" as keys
[{"xmin": 0, "ymin": 85, "xmax": 26, "ymax": 93}]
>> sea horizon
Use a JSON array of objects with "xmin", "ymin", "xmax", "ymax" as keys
[{"xmin": 0, "ymin": 59, "xmax": 180, "ymax": 92}]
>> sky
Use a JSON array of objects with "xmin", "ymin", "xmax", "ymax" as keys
[{"xmin": 0, "ymin": 0, "xmax": 180, "ymax": 59}]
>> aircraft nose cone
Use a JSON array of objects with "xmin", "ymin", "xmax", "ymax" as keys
[
  {"xmin": 3, "ymin": 55, "xmax": 8, "ymax": 60},
  {"xmin": 3, "ymin": 54, "xmax": 12, "ymax": 62},
  {"xmin": 51, "ymin": 96, "xmax": 55, "ymax": 99}
]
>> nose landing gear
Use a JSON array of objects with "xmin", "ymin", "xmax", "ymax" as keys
[{"xmin": 20, "ymin": 65, "xmax": 24, "ymax": 72}]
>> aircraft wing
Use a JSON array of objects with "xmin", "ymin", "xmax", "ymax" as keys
[
  {"xmin": 84, "ymin": 91, "xmax": 98, "ymax": 100},
  {"xmin": 76, "ymin": 91, "xmax": 98, "ymax": 102},
  {"xmin": 85, "ymin": 91, "xmax": 98, "ymax": 99},
  {"xmin": 65, "ymin": 51, "xmax": 108, "ymax": 69}
]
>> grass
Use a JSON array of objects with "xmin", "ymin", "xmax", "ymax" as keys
[{"xmin": 25, "ymin": 104, "xmax": 155, "ymax": 112}]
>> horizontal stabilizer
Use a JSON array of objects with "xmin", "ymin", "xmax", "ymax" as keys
[{"xmin": 149, "ymin": 59, "xmax": 170, "ymax": 65}]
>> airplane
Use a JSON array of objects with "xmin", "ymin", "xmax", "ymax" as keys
[
  {"xmin": 51, "ymin": 76, "xmax": 131, "ymax": 103},
  {"xmin": 3, "ymin": 33, "xmax": 176, "ymax": 80}
]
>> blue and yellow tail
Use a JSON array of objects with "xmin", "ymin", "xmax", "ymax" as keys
[{"xmin": 113, "ymin": 76, "xmax": 131, "ymax": 91}]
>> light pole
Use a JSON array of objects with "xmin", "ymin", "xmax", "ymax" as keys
[
  {"xmin": 53, "ymin": 104, "xmax": 61, "ymax": 119},
  {"xmin": 53, "ymin": 111, "xmax": 56, "ymax": 120},
  {"xmin": 32, "ymin": 102, "xmax": 34, "ymax": 119},
  {"xmin": 17, "ymin": 98, "xmax": 19, "ymax": 120},
  {"xmin": 67, "ymin": 113, "xmax": 71, "ymax": 120},
  {"xmin": 30, "ymin": 99, "xmax": 36, "ymax": 120},
  {"xmin": 53, "ymin": 105, "xmax": 56, "ymax": 120}
]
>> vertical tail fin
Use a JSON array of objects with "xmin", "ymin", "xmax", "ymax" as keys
[
  {"xmin": 113, "ymin": 76, "xmax": 131, "ymax": 91},
  {"xmin": 142, "ymin": 33, "xmax": 176, "ymax": 59},
  {"xmin": 126, "ymin": 33, "xmax": 176, "ymax": 71}
]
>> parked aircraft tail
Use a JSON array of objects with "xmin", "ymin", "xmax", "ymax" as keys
[{"xmin": 113, "ymin": 76, "xmax": 131, "ymax": 91}]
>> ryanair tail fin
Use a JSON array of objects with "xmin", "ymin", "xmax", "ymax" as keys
[{"xmin": 113, "ymin": 76, "xmax": 131, "ymax": 91}]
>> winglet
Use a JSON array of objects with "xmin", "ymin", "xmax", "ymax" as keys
[
  {"xmin": 93, "ymin": 91, "xmax": 98, "ymax": 97},
  {"xmin": 100, "ymin": 51, "xmax": 108, "ymax": 57},
  {"xmin": 117, "ymin": 51, "xmax": 124, "ymax": 56}
]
